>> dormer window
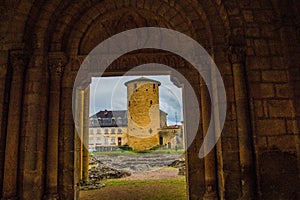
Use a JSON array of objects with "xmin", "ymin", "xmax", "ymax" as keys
[
  {"xmin": 104, "ymin": 109, "xmax": 108, "ymax": 116},
  {"xmin": 117, "ymin": 117, "xmax": 122, "ymax": 125}
]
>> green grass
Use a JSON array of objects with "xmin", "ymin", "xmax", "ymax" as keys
[
  {"xmin": 80, "ymin": 177, "xmax": 187, "ymax": 200},
  {"xmin": 101, "ymin": 176, "xmax": 185, "ymax": 186}
]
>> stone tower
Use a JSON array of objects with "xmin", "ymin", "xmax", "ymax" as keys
[{"xmin": 124, "ymin": 77, "xmax": 162, "ymax": 150}]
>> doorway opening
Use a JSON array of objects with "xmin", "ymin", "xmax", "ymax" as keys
[{"xmin": 79, "ymin": 74, "xmax": 188, "ymax": 200}]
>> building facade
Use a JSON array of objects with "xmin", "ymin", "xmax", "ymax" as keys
[
  {"xmin": 89, "ymin": 110, "xmax": 128, "ymax": 151},
  {"xmin": 89, "ymin": 77, "xmax": 182, "ymax": 151}
]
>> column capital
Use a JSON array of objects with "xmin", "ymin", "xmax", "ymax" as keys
[
  {"xmin": 48, "ymin": 52, "xmax": 68, "ymax": 76},
  {"xmin": 226, "ymin": 32, "xmax": 246, "ymax": 65}
]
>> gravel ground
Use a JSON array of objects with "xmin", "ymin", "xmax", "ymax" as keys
[
  {"xmin": 121, "ymin": 167, "xmax": 180, "ymax": 180},
  {"xmin": 80, "ymin": 167, "xmax": 186, "ymax": 200}
]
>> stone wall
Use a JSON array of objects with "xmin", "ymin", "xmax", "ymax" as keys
[{"xmin": 0, "ymin": 0, "xmax": 299, "ymax": 200}]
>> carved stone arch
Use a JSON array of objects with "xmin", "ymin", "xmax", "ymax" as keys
[
  {"xmin": 43, "ymin": 0, "xmax": 231, "ymax": 56},
  {"xmin": 78, "ymin": 8, "xmax": 173, "ymax": 55},
  {"xmin": 64, "ymin": 3, "xmax": 200, "ymax": 55},
  {"xmin": 46, "ymin": 2, "xmax": 232, "ymax": 200},
  {"xmin": 22, "ymin": 1, "xmax": 235, "ymax": 200}
]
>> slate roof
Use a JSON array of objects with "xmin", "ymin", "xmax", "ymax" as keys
[{"xmin": 90, "ymin": 110, "xmax": 127, "ymax": 127}]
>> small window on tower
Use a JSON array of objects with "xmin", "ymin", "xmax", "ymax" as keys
[
  {"xmin": 150, "ymin": 100, "xmax": 152, "ymax": 105},
  {"xmin": 153, "ymin": 84, "xmax": 155, "ymax": 89},
  {"xmin": 128, "ymin": 101, "xmax": 130, "ymax": 107}
]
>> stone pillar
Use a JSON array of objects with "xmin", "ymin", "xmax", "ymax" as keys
[
  {"xmin": 2, "ymin": 50, "xmax": 27, "ymax": 200},
  {"xmin": 200, "ymin": 74, "xmax": 218, "ymax": 200},
  {"xmin": 18, "ymin": 53, "xmax": 49, "ymax": 200},
  {"xmin": 0, "ymin": 51, "xmax": 9, "ymax": 198},
  {"xmin": 74, "ymin": 88, "xmax": 84, "ymax": 181},
  {"xmin": 82, "ymin": 85, "xmax": 90, "ymax": 183},
  {"xmin": 228, "ymin": 34, "xmax": 256, "ymax": 199},
  {"xmin": 44, "ymin": 52, "xmax": 66, "ymax": 200},
  {"xmin": 58, "ymin": 66, "xmax": 76, "ymax": 200}
]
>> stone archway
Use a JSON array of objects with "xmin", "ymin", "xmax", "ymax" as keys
[
  {"xmin": 1, "ymin": 1, "xmax": 299, "ymax": 200},
  {"xmin": 50, "ymin": 3, "xmax": 226, "ymax": 198},
  {"xmin": 2, "ymin": 1, "xmax": 248, "ymax": 199}
]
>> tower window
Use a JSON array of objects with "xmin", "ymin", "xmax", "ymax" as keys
[
  {"xmin": 128, "ymin": 101, "xmax": 130, "ymax": 107},
  {"xmin": 150, "ymin": 100, "xmax": 152, "ymax": 105},
  {"xmin": 153, "ymin": 84, "xmax": 155, "ymax": 89}
]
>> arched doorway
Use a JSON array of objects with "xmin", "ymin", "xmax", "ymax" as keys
[{"xmin": 37, "ymin": 2, "xmax": 245, "ymax": 199}]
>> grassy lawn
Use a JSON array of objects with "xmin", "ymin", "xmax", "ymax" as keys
[{"xmin": 80, "ymin": 176, "xmax": 187, "ymax": 200}]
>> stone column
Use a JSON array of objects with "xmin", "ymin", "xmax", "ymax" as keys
[
  {"xmin": 0, "ymin": 51, "xmax": 9, "ymax": 198},
  {"xmin": 228, "ymin": 34, "xmax": 256, "ymax": 199},
  {"xmin": 58, "ymin": 66, "xmax": 76, "ymax": 200},
  {"xmin": 2, "ymin": 50, "xmax": 27, "ymax": 200},
  {"xmin": 44, "ymin": 52, "xmax": 66, "ymax": 200},
  {"xmin": 200, "ymin": 73, "xmax": 218, "ymax": 200},
  {"xmin": 74, "ymin": 88, "xmax": 84, "ymax": 181},
  {"xmin": 18, "ymin": 53, "xmax": 49, "ymax": 199},
  {"xmin": 82, "ymin": 85, "xmax": 90, "ymax": 183}
]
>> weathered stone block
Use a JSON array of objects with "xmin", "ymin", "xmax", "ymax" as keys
[
  {"xmin": 267, "ymin": 135, "xmax": 297, "ymax": 151},
  {"xmin": 262, "ymin": 70, "xmax": 288, "ymax": 83},
  {"xmin": 247, "ymin": 70, "xmax": 261, "ymax": 82},
  {"xmin": 256, "ymin": 119, "xmax": 286, "ymax": 136},
  {"xmin": 249, "ymin": 83, "xmax": 274, "ymax": 98},
  {"xmin": 267, "ymin": 100, "xmax": 294, "ymax": 117},
  {"xmin": 275, "ymin": 84, "xmax": 293, "ymax": 98},
  {"xmin": 286, "ymin": 119, "xmax": 297, "ymax": 134},
  {"xmin": 246, "ymin": 57, "xmax": 271, "ymax": 70}
]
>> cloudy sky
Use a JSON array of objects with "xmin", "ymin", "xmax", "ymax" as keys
[{"xmin": 89, "ymin": 75, "xmax": 183, "ymax": 125}]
